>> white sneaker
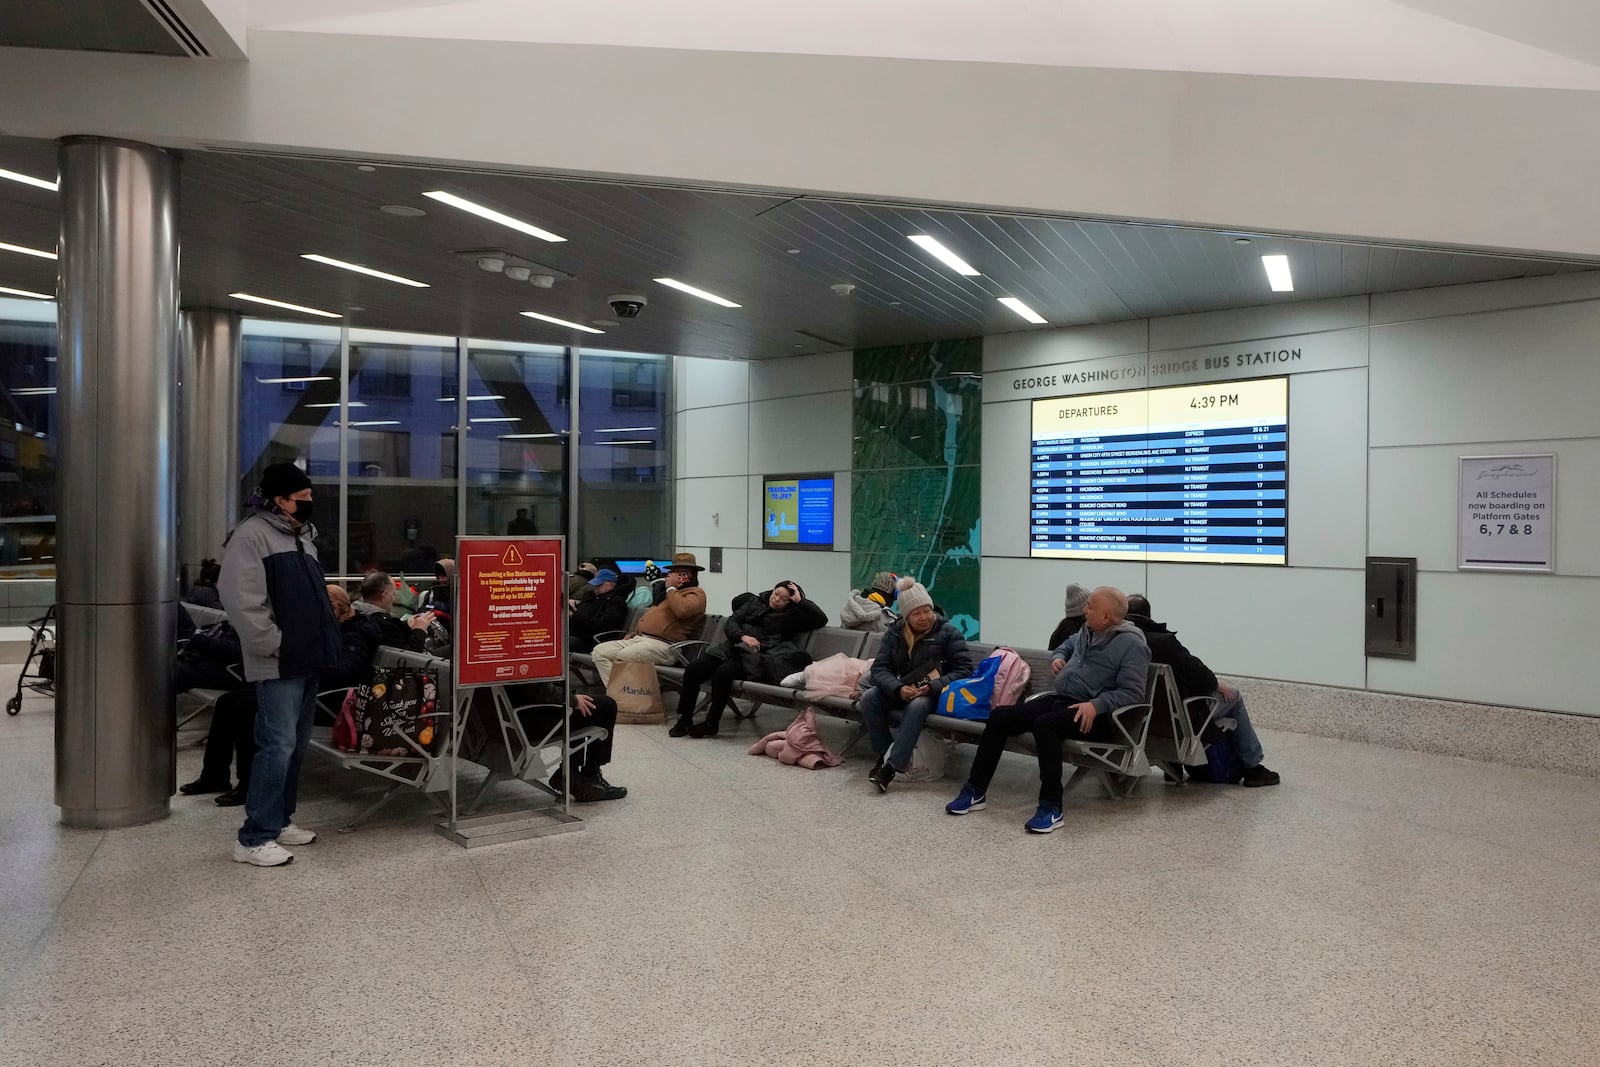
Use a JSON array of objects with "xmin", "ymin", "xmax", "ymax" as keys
[
  {"xmin": 232, "ymin": 840, "xmax": 294, "ymax": 867},
  {"xmin": 277, "ymin": 824, "xmax": 317, "ymax": 846}
]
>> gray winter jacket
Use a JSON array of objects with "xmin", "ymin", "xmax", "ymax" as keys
[
  {"xmin": 1052, "ymin": 620, "xmax": 1151, "ymax": 714},
  {"xmin": 839, "ymin": 591, "xmax": 895, "ymax": 633},
  {"xmin": 219, "ymin": 508, "xmax": 341, "ymax": 682}
]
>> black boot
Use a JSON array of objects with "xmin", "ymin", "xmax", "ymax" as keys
[
  {"xmin": 214, "ymin": 786, "xmax": 247, "ymax": 807},
  {"xmin": 570, "ymin": 770, "xmax": 628, "ymax": 802},
  {"xmin": 668, "ymin": 716, "xmax": 692, "ymax": 738},
  {"xmin": 179, "ymin": 775, "xmax": 231, "ymax": 796},
  {"xmin": 688, "ymin": 719, "xmax": 719, "ymax": 738},
  {"xmin": 869, "ymin": 761, "xmax": 896, "ymax": 794}
]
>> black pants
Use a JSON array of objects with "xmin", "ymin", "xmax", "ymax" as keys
[
  {"xmin": 521, "ymin": 694, "xmax": 618, "ymax": 773},
  {"xmin": 199, "ymin": 688, "xmax": 258, "ymax": 789},
  {"xmin": 674, "ymin": 652, "xmax": 746, "ymax": 726},
  {"xmin": 966, "ymin": 694, "xmax": 1118, "ymax": 806}
]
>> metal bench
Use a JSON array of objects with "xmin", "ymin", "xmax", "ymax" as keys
[{"xmin": 176, "ymin": 602, "xmax": 243, "ymax": 731}]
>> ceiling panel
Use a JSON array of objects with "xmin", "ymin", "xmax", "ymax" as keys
[
  {"xmin": 0, "ymin": 133, "xmax": 1594, "ymax": 360},
  {"xmin": 0, "ymin": 0, "xmax": 191, "ymax": 56}
]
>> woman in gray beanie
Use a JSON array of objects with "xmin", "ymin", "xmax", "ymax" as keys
[{"xmin": 1046, "ymin": 582, "xmax": 1090, "ymax": 650}]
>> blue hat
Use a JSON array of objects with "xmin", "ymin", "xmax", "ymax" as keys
[{"xmin": 589, "ymin": 568, "xmax": 620, "ymax": 586}]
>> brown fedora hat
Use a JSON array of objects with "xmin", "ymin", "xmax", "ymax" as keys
[{"xmin": 667, "ymin": 551, "xmax": 704, "ymax": 572}]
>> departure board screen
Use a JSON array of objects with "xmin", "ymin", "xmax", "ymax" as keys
[{"xmin": 1029, "ymin": 377, "xmax": 1288, "ymax": 565}]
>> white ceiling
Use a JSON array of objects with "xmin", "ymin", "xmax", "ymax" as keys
[{"xmin": 247, "ymin": 0, "xmax": 1600, "ymax": 91}]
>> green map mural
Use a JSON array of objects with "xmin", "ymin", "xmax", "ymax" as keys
[{"xmin": 852, "ymin": 338, "xmax": 982, "ymax": 638}]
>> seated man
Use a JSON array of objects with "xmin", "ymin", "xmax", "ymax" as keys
[
  {"xmin": 670, "ymin": 580, "xmax": 828, "ymax": 738},
  {"xmin": 589, "ymin": 552, "xmax": 707, "ymax": 684},
  {"xmin": 839, "ymin": 571, "xmax": 899, "ymax": 633},
  {"xmin": 1127, "ymin": 594, "xmax": 1279, "ymax": 787},
  {"xmin": 489, "ymin": 681, "xmax": 629, "ymax": 802},
  {"xmin": 860, "ymin": 581, "xmax": 973, "ymax": 792},
  {"xmin": 569, "ymin": 568, "xmax": 632, "ymax": 653},
  {"xmin": 354, "ymin": 570, "xmax": 435, "ymax": 652},
  {"xmin": 946, "ymin": 586, "xmax": 1150, "ymax": 833}
]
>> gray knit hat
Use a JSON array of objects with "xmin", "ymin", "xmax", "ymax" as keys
[
  {"xmin": 870, "ymin": 571, "xmax": 898, "ymax": 597},
  {"xmin": 1063, "ymin": 582, "xmax": 1090, "ymax": 617},
  {"xmin": 897, "ymin": 580, "xmax": 933, "ymax": 616}
]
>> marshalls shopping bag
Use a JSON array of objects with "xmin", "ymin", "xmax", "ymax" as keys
[{"xmin": 606, "ymin": 660, "xmax": 666, "ymax": 724}]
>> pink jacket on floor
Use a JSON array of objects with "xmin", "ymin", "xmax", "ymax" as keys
[{"xmin": 747, "ymin": 707, "xmax": 844, "ymax": 769}]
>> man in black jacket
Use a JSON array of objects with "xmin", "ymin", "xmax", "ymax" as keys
[
  {"xmin": 1127, "ymin": 595, "xmax": 1279, "ymax": 787},
  {"xmin": 355, "ymin": 570, "xmax": 434, "ymax": 653},
  {"xmin": 670, "ymin": 580, "xmax": 828, "ymax": 738},
  {"xmin": 569, "ymin": 568, "xmax": 631, "ymax": 653},
  {"xmin": 861, "ymin": 581, "xmax": 974, "ymax": 793}
]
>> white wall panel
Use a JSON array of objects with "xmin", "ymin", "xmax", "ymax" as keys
[
  {"xmin": 1144, "ymin": 564, "xmax": 1367, "ymax": 688},
  {"xmin": 1369, "ymin": 438, "xmax": 1600, "ymax": 576},
  {"xmin": 744, "ymin": 549, "xmax": 853, "ymax": 614},
  {"xmin": 1371, "ymin": 273, "xmax": 1600, "ymax": 325},
  {"xmin": 1149, "ymin": 296, "xmax": 1369, "ymax": 350},
  {"xmin": 676, "ymin": 403, "xmax": 749, "ymax": 478},
  {"xmin": 980, "ymin": 398, "xmax": 1032, "ymax": 559},
  {"xmin": 979, "ymin": 557, "xmax": 1149, "ymax": 649},
  {"xmin": 676, "ymin": 546, "xmax": 747, "ymax": 616},
  {"xmin": 747, "ymin": 390, "xmax": 852, "ymax": 475},
  {"xmin": 1367, "ymin": 572, "xmax": 1600, "ymax": 716},
  {"xmin": 749, "ymin": 350, "xmax": 852, "ymax": 401},
  {"xmin": 1286, "ymin": 368, "xmax": 1368, "ymax": 569},
  {"xmin": 677, "ymin": 476, "xmax": 750, "ymax": 550},
  {"xmin": 984, "ymin": 321, "xmax": 1147, "ymax": 374},
  {"xmin": 1369, "ymin": 300, "xmax": 1600, "ymax": 447},
  {"xmin": 674, "ymin": 355, "xmax": 749, "ymax": 410}
]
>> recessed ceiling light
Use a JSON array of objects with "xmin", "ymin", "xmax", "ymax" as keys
[
  {"xmin": 380, "ymin": 205, "xmax": 426, "ymax": 217},
  {"xmin": 907, "ymin": 235, "xmax": 980, "ymax": 276},
  {"xmin": 521, "ymin": 310, "xmax": 606, "ymax": 334},
  {"xmin": 1261, "ymin": 254, "xmax": 1294, "ymax": 292},
  {"xmin": 356, "ymin": 165, "xmax": 377, "ymax": 173},
  {"xmin": 301, "ymin": 253, "xmax": 429, "ymax": 288},
  {"xmin": 0, "ymin": 284, "xmax": 53, "ymax": 301},
  {"xmin": 256, "ymin": 375, "xmax": 335, "ymax": 384},
  {"xmin": 653, "ymin": 277, "xmax": 742, "ymax": 308},
  {"xmin": 11, "ymin": 387, "xmax": 56, "ymax": 396},
  {"xmin": 0, "ymin": 168, "xmax": 57, "ymax": 192},
  {"xmin": 229, "ymin": 292, "xmax": 341, "ymax": 318},
  {"xmin": 998, "ymin": 297, "xmax": 1048, "ymax": 325},
  {"xmin": 423, "ymin": 191, "xmax": 566, "ymax": 243},
  {"xmin": 0, "ymin": 241, "xmax": 56, "ymax": 261},
  {"xmin": 786, "ymin": 248, "xmax": 801, "ymax": 255},
  {"xmin": 1233, "ymin": 237, "xmax": 1253, "ymax": 246}
]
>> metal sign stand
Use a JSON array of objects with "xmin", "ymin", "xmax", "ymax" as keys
[{"xmin": 436, "ymin": 535, "xmax": 582, "ymax": 849}]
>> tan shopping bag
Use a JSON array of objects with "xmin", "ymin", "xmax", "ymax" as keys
[{"xmin": 607, "ymin": 660, "xmax": 666, "ymax": 724}]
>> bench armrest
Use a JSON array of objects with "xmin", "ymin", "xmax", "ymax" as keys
[
  {"xmin": 670, "ymin": 640, "xmax": 709, "ymax": 665},
  {"xmin": 1105, "ymin": 700, "xmax": 1155, "ymax": 749}
]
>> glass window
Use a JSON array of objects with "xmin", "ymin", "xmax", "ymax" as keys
[
  {"xmin": 463, "ymin": 339, "xmax": 569, "ymax": 539},
  {"xmin": 0, "ymin": 296, "xmax": 58, "ymax": 577},
  {"xmin": 577, "ymin": 349, "xmax": 670, "ymax": 559},
  {"xmin": 239, "ymin": 318, "xmax": 343, "ymax": 572},
  {"xmin": 345, "ymin": 328, "xmax": 457, "ymax": 580}
]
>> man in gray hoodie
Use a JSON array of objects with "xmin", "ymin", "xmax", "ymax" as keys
[
  {"xmin": 945, "ymin": 586, "xmax": 1151, "ymax": 834},
  {"xmin": 220, "ymin": 462, "xmax": 342, "ymax": 867}
]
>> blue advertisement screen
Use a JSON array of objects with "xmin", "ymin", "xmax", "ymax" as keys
[{"xmin": 764, "ymin": 475, "xmax": 835, "ymax": 549}]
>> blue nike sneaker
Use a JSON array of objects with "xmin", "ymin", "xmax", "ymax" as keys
[
  {"xmin": 1024, "ymin": 805, "xmax": 1063, "ymax": 834},
  {"xmin": 945, "ymin": 784, "xmax": 987, "ymax": 815}
]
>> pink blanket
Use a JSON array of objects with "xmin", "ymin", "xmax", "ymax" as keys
[{"xmin": 747, "ymin": 707, "xmax": 845, "ymax": 769}]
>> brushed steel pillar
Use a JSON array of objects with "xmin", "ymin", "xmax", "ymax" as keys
[
  {"xmin": 178, "ymin": 309, "xmax": 240, "ymax": 590},
  {"xmin": 55, "ymin": 138, "xmax": 180, "ymax": 829}
]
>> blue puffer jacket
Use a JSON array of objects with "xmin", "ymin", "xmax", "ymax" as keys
[
  {"xmin": 1052, "ymin": 620, "xmax": 1151, "ymax": 714},
  {"xmin": 219, "ymin": 507, "xmax": 341, "ymax": 682}
]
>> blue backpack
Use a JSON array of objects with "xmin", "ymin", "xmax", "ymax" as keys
[{"xmin": 938, "ymin": 655, "xmax": 1003, "ymax": 721}]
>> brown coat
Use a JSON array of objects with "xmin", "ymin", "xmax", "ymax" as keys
[{"xmin": 635, "ymin": 587, "xmax": 707, "ymax": 643}]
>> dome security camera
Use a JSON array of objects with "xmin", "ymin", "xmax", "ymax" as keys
[{"xmin": 608, "ymin": 294, "xmax": 648, "ymax": 318}]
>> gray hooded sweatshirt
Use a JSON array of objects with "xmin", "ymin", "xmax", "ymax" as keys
[{"xmin": 1052, "ymin": 619, "xmax": 1151, "ymax": 714}]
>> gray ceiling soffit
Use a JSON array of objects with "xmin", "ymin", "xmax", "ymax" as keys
[{"xmin": 0, "ymin": 0, "xmax": 199, "ymax": 57}]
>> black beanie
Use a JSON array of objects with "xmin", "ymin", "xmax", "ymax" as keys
[{"xmin": 259, "ymin": 461, "xmax": 312, "ymax": 501}]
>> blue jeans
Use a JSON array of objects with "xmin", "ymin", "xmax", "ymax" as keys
[
  {"xmin": 238, "ymin": 674, "xmax": 319, "ymax": 847},
  {"xmin": 858, "ymin": 686, "xmax": 936, "ymax": 772},
  {"xmin": 1213, "ymin": 688, "xmax": 1265, "ymax": 768}
]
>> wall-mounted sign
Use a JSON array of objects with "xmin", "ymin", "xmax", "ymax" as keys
[
  {"xmin": 455, "ymin": 536, "xmax": 565, "ymax": 687},
  {"xmin": 1457, "ymin": 455, "xmax": 1555, "ymax": 572}
]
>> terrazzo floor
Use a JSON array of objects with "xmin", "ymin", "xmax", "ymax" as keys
[{"xmin": 2, "ymin": 673, "xmax": 1598, "ymax": 1066}]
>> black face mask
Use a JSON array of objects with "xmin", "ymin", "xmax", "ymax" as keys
[{"xmin": 286, "ymin": 499, "xmax": 314, "ymax": 524}]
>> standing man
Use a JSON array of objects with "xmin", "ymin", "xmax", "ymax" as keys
[
  {"xmin": 220, "ymin": 462, "xmax": 342, "ymax": 867},
  {"xmin": 589, "ymin": 553, "xmax": 707, "ymax": 685},
  {"xmin": 945, "ymin": 586, "xmax": 1150, "ymax": 834}
]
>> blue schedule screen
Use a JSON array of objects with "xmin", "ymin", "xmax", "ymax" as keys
[
  {"xmin": 764, "ymin": 474, "xmax": 835, "ymax": 549},
  {"xmin": 1029, "ymin": 378, "xmax": 1288, "ymax": 565}
]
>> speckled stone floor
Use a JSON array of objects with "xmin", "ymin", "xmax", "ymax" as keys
[{"xmin": 2, "ymin": 674, "xmax": 1598, "ymax": 1066}]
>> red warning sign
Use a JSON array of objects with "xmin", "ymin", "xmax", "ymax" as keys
[{"xmin": 454, "ymin": 536, "xmax": 565, "ymax": 688}]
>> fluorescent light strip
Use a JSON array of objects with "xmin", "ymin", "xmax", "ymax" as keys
[
  {"xmin": 0, "ymin": 285, "xmax": 53, "ymax": 301},
  {"xmin": 229, "ymin": 292, "xmax": 341, "ymax": 318},
  {"xmin": 349, "ymin": 420, "xmax": 401, "ymax": 427},
  {"xmin": 471, "ymin": 416, "xmax": 521, "ymax": 423},
  {"xmin": 0, "ymin": 241, "xmax": 56, "ymax": 261},
  {"xmin": 306, "ymin": 401, "xmax": 367, "ymax": 409},
  {"xmin": 907, "ymin": 235, "xmax": 980, "ymax": 276},
  {"xmin": 437, "ymin": 394, "xmax": 506, "ymax": 402},
  {"xmin": 500, "ymin": 432, "xmax": 562, "ymax": 440},
  {"xmin": 301, "ymin": 254, "xmax": 429, "ymax": 288},
  {"xmin": 0, "ymin": 168, "xmax": 57, "ymax": 192},
  {"xmin": 997, "ymin": 297, "xmax": 1047, "ymax": 325},
  {"xmin": 11, "ymin": 387, "xmax": 56, "ymax": 396},
  {"xmin": 422, "ymin": 191, "xmax": 566, "ymax": 243},
  {"xmin": 652, "ymin": 277, "xmax": 742, "ymax": 308},
  {"xmin": 520, "ymin": 311, "xmax": 605, "ymax": 334},
  {"xmin": 602, "ymin": 439, "xmax": 655, "ymax": 446},
  {"xmin": 256, "ymin": 375, "xmax": 334, "ymax": 385},
  {"xmin": 1261, "ymin": 254, "xmax": 1294, "ymax": 292},
  {"xmin": 595, "ymin": 426, "xmax": 656, "ymax": 433}
]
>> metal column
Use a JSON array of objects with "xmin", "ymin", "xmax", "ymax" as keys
[
  {"xmin": 55, "ymin": 137, "xmax": 180, "ymax": 829},
  {"xmin": 178, "ymin": 309, "xmax": 240, "ymax": 591}
]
